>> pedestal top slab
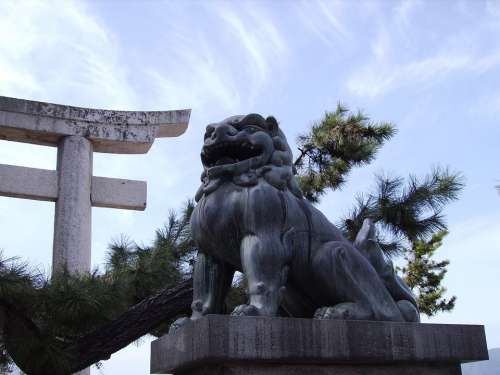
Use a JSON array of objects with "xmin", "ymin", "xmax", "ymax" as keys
[{"xmin": 150, "ymin": 315, "xmax": 488, "ymax": 374}]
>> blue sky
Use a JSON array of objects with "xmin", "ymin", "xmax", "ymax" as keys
[{"xmin": 1, "ymin": 0, "xmax": 499, "ymax": 373}]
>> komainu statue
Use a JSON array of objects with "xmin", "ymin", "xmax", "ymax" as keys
[{"xmin": 171, "ymin": 114, "xmax": 419, "ymax": 331}]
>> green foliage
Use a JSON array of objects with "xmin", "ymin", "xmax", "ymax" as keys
[
  {"xmin": 400, "ymin": 231, "xmax": 456, "ymax": 317},
  {"xmin": 106, "ymin": 200, "xmax": 195, "ymax": 305},
  {"xmin": 0, "ymin": 253, "xmax": 131, "ymax": 372},
  {"xmin": 338, "ymin": 168, "xmax": 464, "ymax": 256},
  {"xmin": 295, "ymin": 103, "xmax": 395, "ymax": 202}
]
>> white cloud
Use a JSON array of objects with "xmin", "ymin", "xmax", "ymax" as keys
[
  {"xmin": 147, "ymin": 46, "xmax": 241, "ymax": 113},
  {"xmin": 347, "ymin": 53, "xmax": 471, "ymax": 97},
  {"xmin": 212, "ymin": 2, "xmax": 289, "ymax": 104},
  {"xmin": 146, "ymin": 2, "xmax": 289, "ymax": 115},
  {"xmin": 347, "ymin": 48, "xmax": 500, "ymax": 98},
  {"xmin": 344, "ymin": 1, "xmax": 500, "ymax": 98},
  {"xmin": 0, "ymin": 0, "xmax": 135, "ymax": 108},
  {"xmin": 294, "ymin": 0, "xmax": 350, "ymax": 47},
  {"xmin": 347, "ymin": 43, "xmax": 500, "ymax": 98}
]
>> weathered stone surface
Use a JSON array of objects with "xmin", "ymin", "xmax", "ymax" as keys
[
  {"xmin": 0, "ymin": 164, "xmax": 58, "ymax": 201},
  {"xmin": 0, "ymin": 164, "xmax": 147, "ymax": 210},
  {"xmin": 53, "ymin": 136, "xmax": 93, "ymax": 274},
  {"xmin": 184, "ymin": 363, "xmax": 462, "ymax": 375},
  {"xmin": 91, "ymin": 176, "xmax": 146, "ymax": 210},
  {"xmin": 0, "ymin": 96, "xmax": 190, "ymax": 153},
  {"xmin": 151, "ymin": 315, "xmax": 488, "ymax": 374}
]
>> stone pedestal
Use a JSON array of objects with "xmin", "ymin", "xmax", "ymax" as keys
[{"xmin": 150, "ymin": 315, "xmax": 488, "ymax": 375}]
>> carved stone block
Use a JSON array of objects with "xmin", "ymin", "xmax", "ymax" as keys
[{"xmin": 151, "ymin": 315, "xmax": 488, "ymax": 375}]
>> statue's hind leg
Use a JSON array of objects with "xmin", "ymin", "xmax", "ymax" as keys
[{"xmin": 312, "ymin": 241, "xmax": 404, "ymax": 322}]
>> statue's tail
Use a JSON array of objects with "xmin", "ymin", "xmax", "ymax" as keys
[{"xmin": 354, "ymin": 219, "xmax": 419, "ymax": 311}]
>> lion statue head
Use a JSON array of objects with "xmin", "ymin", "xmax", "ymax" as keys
[{"xmin": 195, "ymin": 114, "xmax": 303, "ymax": 201}]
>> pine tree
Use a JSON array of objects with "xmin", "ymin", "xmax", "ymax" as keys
[{"xmin": 400, "ymin": 231, "xmax": 456, "ymax": 316}]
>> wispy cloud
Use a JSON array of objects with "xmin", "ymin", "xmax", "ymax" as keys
[
  {"xmin": 294, "ymin": 0, "xmax": 350, "ymax": 46},
  {"xmin": 345, "ymin": 3, "xmax": 500, "ymax": 98},
  {"xmin": 147, "ymin": 2, "xmax": 289, "ymax": 114},
  {"xmin": 347, "ymin": 53, "xmax": 471, "ymax": 97},
  {"xmin": 216, "ymin": 4, "xmax": 288, "ymax": 91},
  {"xmin": 0, "ymin": 0, "xmax": 135, "ymax": 109},
  {"xmin": 147, "ymin": 37, "xmax": 241, "ymax": 113}
]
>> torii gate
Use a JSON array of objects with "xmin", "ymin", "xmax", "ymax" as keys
[{"xmin": 0, "ymin": 96, "xmax": 190, "ymax": 274}]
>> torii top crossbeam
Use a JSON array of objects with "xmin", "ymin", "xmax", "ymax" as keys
[{"xmin": 0, "ymin": 96, "xmax": 190, "ymax": 153}]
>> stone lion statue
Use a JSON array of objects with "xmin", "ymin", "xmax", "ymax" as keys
[{"xmin": 171, "ymin": 114, "xmax": 419, "ymax": 331}]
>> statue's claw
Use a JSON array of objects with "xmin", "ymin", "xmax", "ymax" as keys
[
  {"xmin": 168, "ymin": 316, "xmax": 191, "ymax": 334},
  {"xmin": 231, "ymin": 304, "xmax": 260, "ymax": 316},
  {"xmin": 314, "ymin": 303, "xmax": 371, "ymax": 320}
]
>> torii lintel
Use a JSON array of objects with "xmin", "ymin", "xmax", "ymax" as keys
[{"xmin": 0, "ymin": 96, "xmax": 191, "ymax": 154}]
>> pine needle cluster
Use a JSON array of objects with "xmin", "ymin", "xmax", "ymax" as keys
[
  {"xmin": 338, "ymin": 168, "xmax": 464, "ymax": 256},
  {"xmin": 295, "ymin": 103, "xmax": 395, "ymax": 202},
  {"xmin": 400, "ymin": 231, "xmax": 456, "ymax": 316}
]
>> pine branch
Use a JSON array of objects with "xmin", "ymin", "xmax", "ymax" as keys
[
  {"xmin": 1, "ymin": 278, "xmax": 193, "ymax": 375},
  {"xmin": 295, "ymin": 103, "xmax": 396, "ymax": 202},
  {"xmin": 68, "ymin": 279, "xmax": 192, "ymax": 374},
  {"xmin": 339, "ymin": 168, "xmax": 464, "ymax": 255}
]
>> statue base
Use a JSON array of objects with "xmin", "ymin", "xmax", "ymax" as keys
[{"xmin": 150, "ymin": 315, "xmax": 488, "ymax": 375}]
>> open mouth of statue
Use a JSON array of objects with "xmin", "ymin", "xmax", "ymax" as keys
[{"xmin": 202, "ymin": 141, "xmax": 262, "ymax": 168}]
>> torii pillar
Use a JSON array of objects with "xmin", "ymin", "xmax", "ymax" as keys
[{"xmin": 0, "ymin": 96, "xmax": 190, "ymax": 374}]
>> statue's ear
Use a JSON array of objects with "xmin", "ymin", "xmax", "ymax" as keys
[{"xmin": 266, "ymin": 116, "xmax": 279, "ymax": 136}]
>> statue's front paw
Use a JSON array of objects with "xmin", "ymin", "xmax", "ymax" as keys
[
  {"xmin": 231, "ymin": 304, "xmax": 260, "ymax": 316},
  {"xmin": 168, "ymin": 317, "xmax": 190, "ymax": 334}
]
